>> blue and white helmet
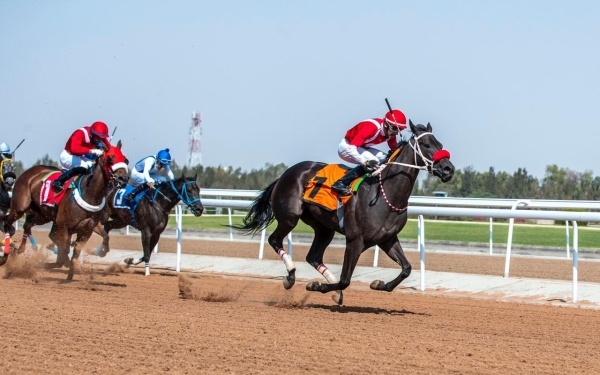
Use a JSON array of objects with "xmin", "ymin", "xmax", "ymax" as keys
[
  {"xmin": 0, "ymin": 142, "xmax": 10, "ymax": 158},
  {"xmin": 157, "ymin": 148, "xmax": 171, "ymax": 165}
]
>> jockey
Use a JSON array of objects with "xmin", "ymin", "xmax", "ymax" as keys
[
  {"xmin": 331, "ymin": 109, "xmax": 407, "ymax": 196},
  {"xmin": 0, "ymin": 143, "xmax": 11, "ymax": 162},
  {"xmin": 125, "ymin": 148, "xmax": 175, "ymax": 201},
  {"xmin": 52, "ymin": 121, "xmax": 112, "ymax": 190}
]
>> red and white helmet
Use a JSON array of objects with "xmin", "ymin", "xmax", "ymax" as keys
[
  {"xmin": 384, "ymin": 109, "xmax": 407, "ymax": 131},
  {"xmin": 90, "ymin": 121, "xmax": 110, "ymax": 139}
]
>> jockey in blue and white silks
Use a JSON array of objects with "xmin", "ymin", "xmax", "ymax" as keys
[{"xmin": 125, "ymin": 149, "xmax": 174, "ymax": 201}]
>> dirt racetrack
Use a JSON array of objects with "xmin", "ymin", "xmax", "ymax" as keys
[{"xmin": 1, "ymin": 230, "xmax": 600, "ymax": 374}]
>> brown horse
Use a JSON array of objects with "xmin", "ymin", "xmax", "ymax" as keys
[
  {"xmin": 234, "ymin": 121, "xmax": 454, "ymax": 304},
  {"xmin": 1, "ymin": 142, "xmax": 129, "ymax": 279}
]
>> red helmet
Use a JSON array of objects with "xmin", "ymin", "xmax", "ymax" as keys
[
  {"xmin": 384, "ymin": 109, "xmax": 407, "ymax": 131},
  {"xmin": 90, "ymin": 121, "xmax": 110, "ymax": 139}
]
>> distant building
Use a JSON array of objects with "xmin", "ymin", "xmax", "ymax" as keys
[{"xmin": 433, "ymin": 191, "xmax": 448, "ymax": 197}]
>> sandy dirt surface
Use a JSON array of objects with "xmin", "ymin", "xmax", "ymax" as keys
[{"xmin": 1, "ymin": 256, "xmax": 600, "ymax": 375}]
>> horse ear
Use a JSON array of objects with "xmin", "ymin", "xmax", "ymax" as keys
[
  {"xmin": 116, "ymin": 140, "xmax": 122, "ymax": 149},
  {"xmin": 427, "ymin": 122, "xmax": 432, "ymax": 132},
  {"xmin": 409, "ymin": 119, "xmax": 416, "ymax": 133},
  {"xmin": 194, "ymin": 172, "xmax": 198, "ymax": 180}
]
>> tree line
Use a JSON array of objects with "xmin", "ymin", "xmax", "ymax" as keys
[{"xmin": 12, "ymin": 154, "xmax": 600, "ymax": 200}]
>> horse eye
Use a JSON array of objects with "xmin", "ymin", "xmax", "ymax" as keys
[{"xmin": 424, "ymin": 143, "xmax": 431, "ymax": 148}]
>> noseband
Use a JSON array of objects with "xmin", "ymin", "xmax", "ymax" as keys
[
  {"xmin": 151, "ymin": 180, "xmax": 202, "ymax": 214},
  {"xmin": 384, "ymin": 133, "xmax": 450, "ymax": 173},
  {"xmin": 378, "ymin": 132, "xmax": 451, "ymax": 212}
]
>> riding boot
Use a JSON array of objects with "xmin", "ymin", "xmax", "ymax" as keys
[
  {"xmin": 331, "ymin": 165, "xmax": 368, "ymax": 196},
  {"xmin": 51, "ymin": 167, "xmax": 89, "ymax": 191},
  {"xmin": 125, "ymin": 183, "xmax": 148, "ymax": 202}
]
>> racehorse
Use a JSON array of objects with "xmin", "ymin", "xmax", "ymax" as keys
[
  {"xmin": 234, "ymin": 121, "xmax": 454, "ymax": 304},
  {"xmin": 0, "ymin": 156, "xmax": 16, "ymax": 221},
  {"xmin": 1, "ymin": 141, "xmax": 129, "ymax": 278},
  {"xmin": 92, "ymin": 174, "xmax": 204, "ymax": 276}
]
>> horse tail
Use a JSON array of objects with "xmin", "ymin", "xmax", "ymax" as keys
[{"xmin": 233, "ymin": 179, "xmax": 278, "ymax": 236}]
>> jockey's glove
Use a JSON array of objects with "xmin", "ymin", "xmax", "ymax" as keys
[{"xmin": 90, "ymin": 149, "xmax": 104, "ymax": 156}]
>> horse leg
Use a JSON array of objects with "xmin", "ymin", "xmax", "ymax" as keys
[
  {"xmin": 46, "ymin": 225, "xmax": 71, "ymax": 269},
  {"xmin": 306, "ymin": 239, "xmax": 363, "ymax": 305},
  {"xmin": 67, "ymin": 230, "xmax": 93, "ymax": 281},
  {"xmin": 369, "ymin": 236, "xmax": 412, "ymax": 292},
  {"xmin": 125, "ymin": 228, "xmax": 153, "ymax": 276},
  {"xmin": 302, "ymin": 220, "xmax": 342, "ymax": 304},
  {"xmin": 3, "ymin": 207, "xmax": 24, "ymax": 256},
  {"xmin": 16, "ymin": 214, "xmax": 46, "ymax": 253},
  {"xmin": 268, "ymin": 219, "xmax": 300, "ymax": 289}
]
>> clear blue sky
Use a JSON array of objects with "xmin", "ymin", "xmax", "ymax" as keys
[{"xmin": 1, "ymin": 0, "xmax": 599, "ymax": 178}]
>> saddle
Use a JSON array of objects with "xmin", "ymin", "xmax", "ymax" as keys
[
  {"xmin": 39, "ymin": 171, "xmax": 75, "ymax": 207},
  {"xmin": 302, "ymin": 164, "xmax": 367, "ymax": 211},
  {"xmin": 114, "ymin": 185, "xmax": 146, "ymax": 210}
]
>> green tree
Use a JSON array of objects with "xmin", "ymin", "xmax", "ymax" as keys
[{"xmin": 33, "ymin": 154, "xmax": 60, "ymax": 168}]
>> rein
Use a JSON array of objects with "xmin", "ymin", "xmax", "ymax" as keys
[
  {"xmin": 150, "ymin": 180, "xmax": 201, "ymax": 213},
  {"xmin": 378, "ymin": 132, "xmax": 450, "ymax": 212}
]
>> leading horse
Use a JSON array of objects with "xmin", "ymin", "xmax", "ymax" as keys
[
  {"xmin": 235, "ymin": 121, "xmax": 454, "ymax": 304},
  {"xmin": 92, "ymin": 174, "xmax": 204, "ymax": 276},
  {"xmin": 1, "ymin": 142, "xmax": 129, "ymax": 278}
]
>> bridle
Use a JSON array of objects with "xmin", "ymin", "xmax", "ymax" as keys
[
  {"xmin": 150, "ymin": 179, "xmax": 202, "ymax": 215},
  {"xmin": 378, "ymin": 132, "xmax": 451, "ymax": 212},
  {"xmin": 384, "ymin": 132, "xmax": 449, "ymax": 173}
]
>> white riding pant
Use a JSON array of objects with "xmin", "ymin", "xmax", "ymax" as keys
[
  {"xmin": 131, "ymin": 169, "xmax": 168, "ymax": 186},
  {"xmin": 59, "ymin": 150, "xmax": 95, "ymax": 170},
  {"xmin": 337, "ymin": 138, "xmax": 387, "ymax": 165}
]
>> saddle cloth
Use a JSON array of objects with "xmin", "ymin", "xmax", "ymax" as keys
[
  {"xmin": 114, "ymin": 185, "xmax": 145, "ymax": 210},
  {"xmin": 302, "ymin": 164, "xmax": 365, "ymax": 211},
  {"xmin": 39, "ymin": 171, "xmax": 74, "ymax": 207}
]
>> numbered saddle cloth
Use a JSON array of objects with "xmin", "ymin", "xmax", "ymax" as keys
[
  {"xmin": 113, "ymin": 185, "xmax": 145, "ymax": 210},
  {"xmin": 39, "ymin": 171, "xmax": 75, "ymax": 207},
  {"xmin": 302, "ymin": 164, "xmax": 366, "ymax": 211}
]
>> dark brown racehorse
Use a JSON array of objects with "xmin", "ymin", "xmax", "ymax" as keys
[
  {"xmin": 1, "ymin": 142, "xmax": 129, "ymax": 279},
  {"xmin": 92, "ymin": 174, "xmax": 204, "ymax": 276},
  {"xmin": 234, "ymin": 121, "xmax": 454, "ymax": 304}
]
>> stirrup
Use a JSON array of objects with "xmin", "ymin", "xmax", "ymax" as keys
[
  {"xmin": 51, "ymin": 181, "xmax": 64, "ymax": 191},
  {"xmin": 331, "ymin": 183, "xmax": 352, "ymax": 196}
]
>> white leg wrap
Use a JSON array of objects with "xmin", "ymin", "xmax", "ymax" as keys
[
  {"xmin": 317, "ymin": 264, "xmax": 339, "ymax": 284},
  {"xmin": 145, "ymin": 266, "xmax": 150, "ymax": 276},
  {"xmin": 278, "ymin": 249, "xmax": 295, "ymax": 272}
]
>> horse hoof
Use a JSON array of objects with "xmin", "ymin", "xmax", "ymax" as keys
[
  {"xmin": 370, "ymin": 280, "xmax": 386, "ymax": 291},
  {"xmin": 124, "ymin": 258, "xmax": 134, "ymax": 265},
  {"xmin": 306, "ymin": 281, "xmax": 320, "ymax": 291},
  {"xmin": 282, "ymin": 269, "xmax": 296, "ymax": 289},
  {"xmin": 31, "ymin": 245, "xmax": 39, "ymax": 251},
  {"xmin": 0, "ymin": 256, "xmax": 7, "ymax": 267},
  {"xmin": 332, "ymin": 291, "xmax": 343, "ymax": 305}
]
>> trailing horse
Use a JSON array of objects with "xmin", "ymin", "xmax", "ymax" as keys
[
  {"xmin": 234, "ymin": 121, "xmax": 454, "ymax": 304},
  {"xmin": 0, "ymin": 156, "xmax": 16, "ymax": 222},
  {"xmin": 92, "ymin": 174, "xmax": 204, "ymax": 276},
  {"xmin": 1, "ymin": 142, "xmax": 129, "ymax": 277}
]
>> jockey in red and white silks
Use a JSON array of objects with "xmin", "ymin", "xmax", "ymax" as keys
[
  {"xmin": 331, "ymin": 109, "xmax": 407, "ymax": 196},
  {"xmin": 59, "ymin": 121, "xmax": 112, "ymax": 170},
  {"xmin": 52, "ymin": 121, "xmax": 112, "ymax": 191}
]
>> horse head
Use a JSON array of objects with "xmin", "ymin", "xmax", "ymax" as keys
[
  {"xmin": 171, "ymin": 173, "xmax": 204, "ymax": 216},
  {"xmin": 100, "ymin": 140, "xmax": 129, "ymax": 188},
  {"xmin": 0, "ymin": 158, "xmax": 16, "ymax": 192},
  {"xmin": 407, "ymin": 120, "xmax": 455, "ymax": 183}
]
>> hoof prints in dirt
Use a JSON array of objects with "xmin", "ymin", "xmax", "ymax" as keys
[{"xmin": 178, "ymin": 274, "xmax": 244, "ymax": 303}]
